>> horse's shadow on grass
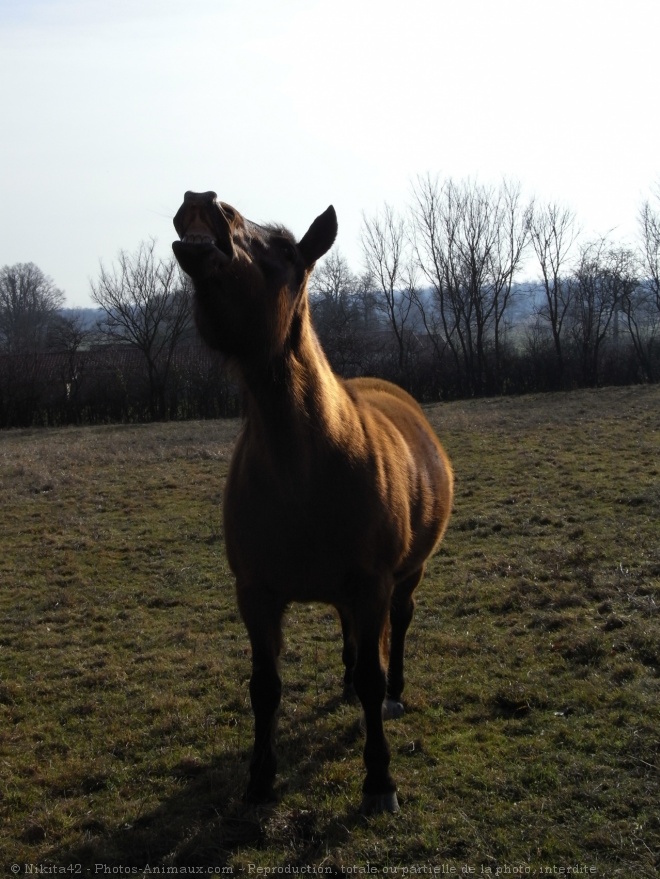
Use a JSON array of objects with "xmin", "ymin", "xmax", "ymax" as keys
[{"xmin": 48, "ymin": 698, "xmax": 368, "ymax": 870}]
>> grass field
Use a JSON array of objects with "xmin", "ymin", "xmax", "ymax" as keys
[{"xmin": 1, "ymin": 386, "xmax": 659, "ymax": 876}]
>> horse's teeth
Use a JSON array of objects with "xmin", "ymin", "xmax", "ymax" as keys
[{"xmin": 183, "ymin": 234, "xmax": 215, "ymax": 244}]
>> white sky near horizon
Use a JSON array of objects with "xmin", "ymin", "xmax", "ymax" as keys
[{"xmin": 0, "ymin": 0, "xmax": 658, "ymax": 307}]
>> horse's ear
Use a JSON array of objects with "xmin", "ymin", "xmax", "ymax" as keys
[{"xmin": 298, "ymin": 206, "xmax": 338, "ymax": 268}]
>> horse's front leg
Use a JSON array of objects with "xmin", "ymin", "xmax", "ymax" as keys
[
  {"xmin": 238, "ymin": 589, "xmax": 285, "ymax": 804},
  {"xmin": 337, "ymin": 605, "xmax": 357, "ymax": 701}
]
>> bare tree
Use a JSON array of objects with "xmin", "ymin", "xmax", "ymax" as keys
[
  {"xmin": 411, "ymin": 175, "xmax": 531, "ymax": 395},
  {"xmin": 43, "ymin": 312, "xmax": 93, "ymax": 410},
  {"xmin": 91, "ymin": 240, "xmax": 192, "ymax": 419},
  {"xmin": 412, "ymin": 175, "xmax": 476, "ymax": 393},
  {"xmin": 47, "ymin": 311, "xmax": 90, "ymax": 351},
  {"xmin": 529, "ymin": 202, "xmax": 579, "ymax": 386},
  {"xmin": 309, "ymin": 250, "xmax": 361, "ymax": 373},
  {"xmin": 620, "ymin": 279, "xmax": 659, "ymax": 381},
  {"xmin": 639, "ymin": 184, "xmax": 660, "ymax": 309},
  {"xmin": 361, "ymin": 203, "xmax": 415, "ymax": 378},
  {"xmin": 488, "ymin": 180, "xmax": 534, "ymax": 384},
  {"xmin": 0, "ymin": 262, "xmax": 65, "ymax": 353},
  {"xmin": 569, "ymin": 239, "xmax": 638, "ymax": 386},
  {"xmin": 624, "ymin": 185, "xmax": 660, "ymax": 381}
]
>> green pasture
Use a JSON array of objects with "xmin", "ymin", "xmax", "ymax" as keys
[{"xmin": 1, "ymin": 386, "xmax": 658, "ymax": 875}]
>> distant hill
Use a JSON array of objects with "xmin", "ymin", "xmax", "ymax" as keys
[{"xmin": 59, "ymin": 307, "xmax": 103, "ymax": 330}]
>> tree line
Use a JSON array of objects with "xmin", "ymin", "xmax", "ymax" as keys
[{"xmin": 1, "ymin": 177, "xmax": 659, "ymax": 428}]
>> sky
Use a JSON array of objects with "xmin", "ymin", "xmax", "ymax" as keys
[{"xmin": 1, "ymin": 0, "xmax": 658, "ymax": 307}]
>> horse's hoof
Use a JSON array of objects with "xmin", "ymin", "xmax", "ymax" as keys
[
  {"xmin": 360, "ymin": 700, "xmax": 405, "ymax": 732},
  {"xmin": 360, "ymin": 791, "xmax": 400, "ymax": 815},
  {"xmin": 245, "ymin": 785, "xmax": 277, "ymax": 806},
  {"xmin": 383, "ymin": 698, "xmax": 405, "ymax": 719}
]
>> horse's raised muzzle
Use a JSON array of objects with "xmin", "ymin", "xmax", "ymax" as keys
[{"xmin": 172, "ymin": 191, "xmax": 234, "ymax": 277}]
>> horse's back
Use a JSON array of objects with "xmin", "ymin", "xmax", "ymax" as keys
[
  {"xmin": 345, "ymin": 377, "xmax": 449, "ymax": 471},
  {"xmin": 344, "ymin": 377, "xmax": 454, "ymax": 557},
  {"xmin": 345, "ymin": 376, "xmax": 426, "ymax": 416}
]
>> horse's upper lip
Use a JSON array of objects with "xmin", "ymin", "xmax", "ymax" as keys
[{"xmin": 172, "ymin": 231, "xmax": 232, "ymax": 273}]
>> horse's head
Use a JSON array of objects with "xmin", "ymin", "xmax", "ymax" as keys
[{"xmin": 172, "ymin": 192, "xmax": 337, "ymax": 362}]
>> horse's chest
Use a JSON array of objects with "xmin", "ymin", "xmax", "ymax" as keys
[
  {"xmin": 226, "ymin": 468, "xmax": 349, "ymax": 555},
  {"xmin": 222, "ymin": 454, "xmax": 396, "ymax": 593}
]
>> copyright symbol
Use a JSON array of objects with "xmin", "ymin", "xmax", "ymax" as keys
[{"xmin": 11, "ymin": 866, "xmax": 20, "ymax": 875}]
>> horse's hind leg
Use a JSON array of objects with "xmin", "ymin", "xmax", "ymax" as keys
[
  {"xmin": 386, "ymin": 567, "xmax": 424, "ymax": 716},
  {"xmin": 352, "ymin": 586, "xmax": 399, "ymax": 815},
  {"xmin": 238, "ymin": 590, "xmax": 285, "ymax": 804}
]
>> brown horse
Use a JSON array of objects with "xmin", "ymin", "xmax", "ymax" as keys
[{"xmin": 172, "ymin": 192, "xmax": 453, "ymax": 814}]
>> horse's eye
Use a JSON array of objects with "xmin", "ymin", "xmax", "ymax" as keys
[{"xmin": 275, "ymin": 238, "xmax": 297, "ymax": 262}]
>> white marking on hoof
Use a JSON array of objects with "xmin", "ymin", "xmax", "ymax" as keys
[
  {"xmin": 360, "ymin": 791, "xmax": 400, "ymax": 815},
  {"xmin": 359, "ymin": 699, "xmax": 405, "ymax": 731}
]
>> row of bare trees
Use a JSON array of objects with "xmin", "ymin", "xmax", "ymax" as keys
[
  {"xmin": 1, "ymin": 178, "xmax": 659, "ymax": 427},
  {"xmin": 0, "ymin": 243, "xmax": 215, "ymax": 427},
  {"xmin": 352, "ymin": 176, "xmax": 660, "ymax": 396}
]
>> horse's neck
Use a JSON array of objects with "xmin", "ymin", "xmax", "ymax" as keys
[{"xmin": 240, "ymin": 312, "xmax": 353, "ymax": 463}]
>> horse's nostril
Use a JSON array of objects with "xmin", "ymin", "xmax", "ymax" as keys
[{"xmin": 183, "ymin": 190, "xmax": 218, "ymax": 205}]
